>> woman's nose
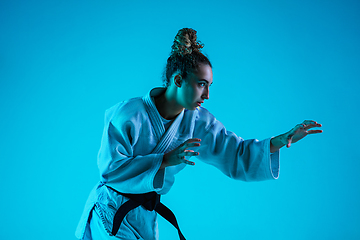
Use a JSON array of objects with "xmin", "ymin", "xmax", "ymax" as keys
[{"xmin": 202, "ymin": 87, "xmax": 210, "ymax": 100}]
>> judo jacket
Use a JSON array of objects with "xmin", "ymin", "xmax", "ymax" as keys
[{"xmin": 75, "ymin": 87, "xmax": 280, "ymax": 240}]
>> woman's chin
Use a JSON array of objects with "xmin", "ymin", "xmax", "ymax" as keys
[{"xmin": 185, "ymin": 106, "xmax": 199, "ymax": 111}]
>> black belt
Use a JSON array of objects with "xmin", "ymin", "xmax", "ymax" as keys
[{"xmin": 107, "ymin": 186, "xmax": 186, "ymax": 240}]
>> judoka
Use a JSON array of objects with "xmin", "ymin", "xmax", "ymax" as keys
[{"xmin": 75, "ymin": 28, "xmax": 323, "ymax": 240}]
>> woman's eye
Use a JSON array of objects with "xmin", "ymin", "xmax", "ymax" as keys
[{"xmin": 199, "ymin": 83, "xmax": 206, "ymax": 87}]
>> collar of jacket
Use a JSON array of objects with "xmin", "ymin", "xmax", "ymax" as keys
[{"xmin": 142, "ymin": 87, "xmax": 185, "ymax": 154}]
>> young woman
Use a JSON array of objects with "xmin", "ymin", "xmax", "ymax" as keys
[{"xmin": 75, "ymin": 28, "xmax": 322, "ymax": 240}]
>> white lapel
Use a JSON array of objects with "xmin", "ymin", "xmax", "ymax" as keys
[{"xmin": 142, "ymin": 87, "xmax": 184, "ymax": 154}]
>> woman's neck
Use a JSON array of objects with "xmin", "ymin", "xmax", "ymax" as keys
[{"xmin": 154, "ymin": 89, "xmax": 184, "ymax": 120}]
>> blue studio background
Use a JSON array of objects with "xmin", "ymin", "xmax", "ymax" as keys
[{"xmin": 1, "ymin": 0, "xmax": 359, "ymax": 239}]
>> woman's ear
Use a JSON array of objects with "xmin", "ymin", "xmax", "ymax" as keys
[{"xmin": 174, "ymin": 74, "xmax": 182, "ymax": 87}]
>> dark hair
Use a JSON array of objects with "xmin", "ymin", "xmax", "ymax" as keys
[{"xmin": 163, "ymin": 28, "xmax": 212, "ymax": 87}]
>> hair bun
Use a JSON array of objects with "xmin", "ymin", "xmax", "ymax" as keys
[{"xmin": 171, "ymin": 28, "xmax": 204, "ymax": 56}]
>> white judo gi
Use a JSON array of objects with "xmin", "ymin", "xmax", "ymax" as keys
[{"xmin": 75, "ymin": 87, "xmax": 280, "ymax": 240}]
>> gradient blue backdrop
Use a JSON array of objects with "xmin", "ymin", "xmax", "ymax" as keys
[{"xmin": 1, "ymin": 0, "xmax": 359, "ymax": 239}]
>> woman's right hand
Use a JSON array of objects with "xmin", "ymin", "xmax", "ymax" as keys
[{"xmin": 160, "ymin": 138, "xmax": 201, "ymax": 169}]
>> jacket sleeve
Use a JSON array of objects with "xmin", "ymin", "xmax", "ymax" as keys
[
  {"xmin": 97, "ymin": 103, "xmax": 165, "ymax": 194},
  {"xmin": 194, "ymin": 110, "xmax": 280, "ymax": 181}
]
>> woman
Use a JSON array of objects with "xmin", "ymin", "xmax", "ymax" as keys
[{"xmin": 75, "ymin": 28, "xmax": 322, "ymax": 240}]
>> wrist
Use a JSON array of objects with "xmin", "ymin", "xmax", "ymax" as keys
[
  {"xmin": 270, "ymin": 134, "xmax": 287, "ymax": 153},
  {"xmin": 271, "ymin": 134, "xmax": 287, "ymax": 147}
]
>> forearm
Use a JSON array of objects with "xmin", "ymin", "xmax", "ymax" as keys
[{"xmin": 270, "ymin": 134, "xmax": 287, "ymax": 153}]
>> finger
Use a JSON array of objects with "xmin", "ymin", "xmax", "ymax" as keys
[
  {"xmin": 179, "ymin": 151, "xmax": 199, "ymax": 158},
  {"xmin": 303, "ymin": 120, "xmax": 322, "ymax": 130},
  {"xmin": 182, "ymin": 142, "xmax": 201, "ymax": 150},
  {"xmin": 180, "ymin": 139, "xmax": 201, "ymax": 151},
  {"xmin": 183, "ymin": 159, "xmax": 195, "ymax": 166},
  {"xmin": 287, "ymin": 136, "xmax": 292, "ymax": 148},
  {"xmin": 185, "ymin": 138, "xmax": 202, "ymax": 144},
  {"xmin": 303, "ymin": 120, "xmax": 317, "ymax": 125},
  {"xmin": 296, "ymin": 123, "xmax": 305, "ymax": 129},
  {"xmin": 307, "ymin": 130, "xmax": 323, "ymax": 134}
]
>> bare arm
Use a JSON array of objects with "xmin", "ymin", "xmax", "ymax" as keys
[{"xmin": 270, "ymin": 120, "xmax": 323, "ymax": 153}]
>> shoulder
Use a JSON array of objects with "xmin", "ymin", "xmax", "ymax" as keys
[
  {"xmin": 193, "ymin": 107, "xmax": 218, "ymax": 131},
  {"xmin": 105, "ymin": 97, "xmax": 147, "ymax": 126}
]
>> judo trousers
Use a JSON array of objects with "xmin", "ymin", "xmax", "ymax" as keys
[
  {"xmin": 86, "ymin": 207, "xmax": 120, "ymax": 240},
  {"xmin": 86, "ymin": 206, "xmax": 144, "ymax": 240}
]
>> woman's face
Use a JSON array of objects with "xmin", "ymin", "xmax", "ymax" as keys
[{"xmin": 177, "ymin": 63, "xmax": 213, "ymax": 110}]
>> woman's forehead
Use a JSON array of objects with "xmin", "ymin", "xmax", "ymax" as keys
[{"xmin": 194, "ymin": 64, "xmax": 213, "ymax": 81}]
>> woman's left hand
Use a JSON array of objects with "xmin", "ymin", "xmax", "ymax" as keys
[{"xmin": 284, "ymin": 120, "xmax": 323, "ymax": 148}]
